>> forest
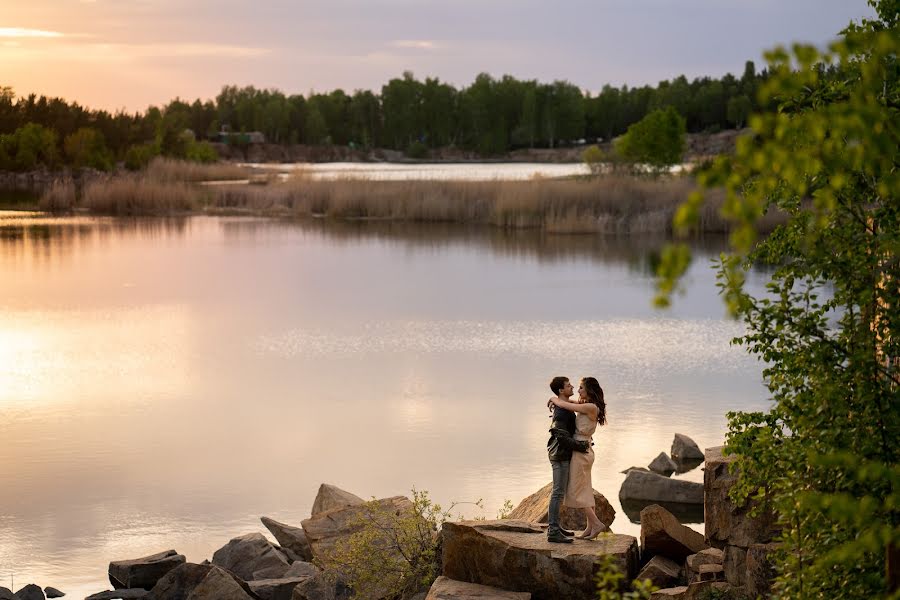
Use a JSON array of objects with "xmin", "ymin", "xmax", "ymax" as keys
[{"xmin": 0, "ymin": 62, "xmax": 764, "ymax": 170}]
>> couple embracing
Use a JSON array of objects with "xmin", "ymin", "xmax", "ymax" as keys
[{"xmin": 546, "ymin": 376, "xmax": 607, "ymax": 543}]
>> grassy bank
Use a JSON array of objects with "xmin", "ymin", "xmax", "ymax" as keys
[{"xmin": 37, "ymin": 163, "xmax": 786, "ymax": 234}]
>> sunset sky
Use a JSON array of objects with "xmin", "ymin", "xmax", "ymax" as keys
[{"xmin": 2, "ymin": 0, "xmax": 876, "ymax": 113}]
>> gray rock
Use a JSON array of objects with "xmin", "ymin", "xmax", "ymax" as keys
[
  {"xmin": 109, "ymin": 549, "xmax": 186, "ymax": 590},
  {"xmin": 620, "ymin": 466, "xmax": 650, "ymax": 474},
  {"xmin": 746, "ymin": 542, "xmax": 779, "ymax": 598},
  {"xmin": 441, "ymin": 519, "xmax": 638, "ymax": 600},
  {"xmin": 649, "ymin": 587, "xmax": 687, "ymax": 599},
  {"xmin": 704, "ymin": 446, "xmax": 778, "ymax": 549},
  {"xmin": 284, "ymin": 562, "xmax": 320, "ymax": 578},
  {"xmin": 84, "ymin": 590, "xmax": 149, "ymax": 600},
  {"xmin": 43, "ymin": 589, "xmax": 63, "ymax": 599},
  {"xmin": 619, "ymin": 469, "xmax": 704, "ymax": 505},
  {"xmin": 261, "ymin": 517, "xmax": 313, "ymax": 562},
  {"xmin": 671, "ymin": 434, "xmax": 704, "ymax": 461},
  {"xmin": 682, "ymin": 581, "xmax": 730, "ymax": 599},
  {"xmin": 290, "ymin": 572, "xmax": 346, "ymax": 600},
  {"xmin": 148, "ymin": 563, "xmax": 210, "ymax": 600},
  {"xmin": 187, "ymin": 565, "xmax": 256, "ymax": 600},
  {"xmin": 685, "ymin": 548, "xmax": 724, "ymax": 583},
  {"xmin": 13, "ymin": 585, "xmax": 44, "ymax": 600},
  {"xmin": 723, "ymin": 545, "xmax": 747, "ymax": 588},
  {"xmin": 310, "ymin": 484, "xmax": 365, "ymax": 516},
  {"xmin": 0, "ymin": 587, "xmax": 14, "ymax": 600},
  {"xmin": 211, "ymin": 532, "xmax": 290, "ymax": 581},
  {"xmin": 425, "ymin": 576, "xmax": 531, "ymax": 599},
  {"xmin": 635, "ymin": 555, "xmax": 681, "ymax": 589},
  {"xmin": 648, "ymin": 452, "xmax": 678, "ymax": 476},
  {"xmin": 248, "ymin": 577, "xmax": 309, "ymax": 600},
  {"xmin": 301, "ymin": 495, "xmax": 415, "ymax": 561},
  {"xmin": 640, "ymin": 504, "xmax": 708, "ymax": 562},
  {"xmin": 150, "ymin": 563, "xmax": 257, "ymax": 600},
  {"xmin": 251, "ymin": 565, "xmax": 292, "ymax": 581},
  {"xmin": 506, "ymin": 482, "xmax": 616, "ymax": 531}
]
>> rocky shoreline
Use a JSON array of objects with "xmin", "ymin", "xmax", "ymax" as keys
[{"xmin": 2, "ymin": 435, "xmax": 777, "ymax": 600}]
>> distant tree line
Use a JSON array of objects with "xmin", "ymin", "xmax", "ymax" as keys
[{"xmin": 0, "ymin": 62, "xmax": 766, "ymax": 170}]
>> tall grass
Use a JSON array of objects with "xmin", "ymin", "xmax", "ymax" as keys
[
  {"xmin": 40, "ymin": 166, "xmax": 786, "ymax": 235},
  {"xmin": 207, "ymin": 174, "xmax": 763, "ymax": 234},
  {"xmin": 81, "ymin": 175, "xmax": 200, "ymax": 215},
  {"xmin": 145, "ymin": 157, "xmax": 251, "ymax": 182},
  {"xmin": 39, "ymin": 180, "xmax": 77, "ymax": 211}
]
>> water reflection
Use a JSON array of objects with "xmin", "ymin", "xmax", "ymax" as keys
[{"xmin": 0, "ymin": 214, "xmax": 767, "ymax": 598}]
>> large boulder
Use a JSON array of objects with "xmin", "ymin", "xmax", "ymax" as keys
[
  {"xmin": 670, "ymin": 434, "xmax": 704, "ymax": 461},
  {"xmin": 108, "ymin": 549, "xmax": 186, "ymax": 590},
  {"xmin": 745, "ymin": 542, "xmax": 779, "ymax": 599},
  {"xmin": 425, "ymin": 576, "xmax": 531, "ymax": 599},
  {"xmin": 291, "ymin": 574, "xmax": 347, "ymax": 600},
  {"xmin": 648, "ymin": 453, "xmax": 677, "ymax": 477},
  {"xmin": 150, "ymin": 563, "xmax": 257, "ymax": 600},
  {"xmin": 301, "ymin": 495, "xmax": 415, "ymax": 560},
  {"xmin": 441, "ymin": 519, "xmax": 638, "ymax": 600},
  {"xmin": 43, "ymin": 589, "xmax": 64, "ymax": 599},
  {"xmin": 635, "ymin": 555, "xmax": 681, "ymax": 588},
  {"xmin": 619, "ymin": 470, "xmax": 703, "ymax": 505},
  {"xmin": 186, "ymin": 565, "xmax": 257, "ymax": 600},
  {"xmin": 248, "ymin": 577, "xmax": 309, "ymax": 600},
  {"xmin": 310, "ymin": 484, "xmax": 365, "ymax": 516},
  {"xmin": 507, "ymin": 482, "xmax": 615, "ymax": 530},
  {"xmin": 84, "ymin": 591, "xmax": 149, "ymax": 600},
  {"xmin": 261, "ymin": 517, "xmax": 313, "ymax": 561},
  {"xmin": 704, "ymin": 447, "xmax": 777, "ymax": 549},
  {"xmin": 723, "ymin": 545, "xmax": 747, "ymax": 588},
  {"xmin": 640, "ymin": 505, "xmax": 708, "ymax": 562},
  {"xmin": 212, "ymin": 532, "xmax": 290, "ymax": 581},
  {"xmin": 0, "ymin": 587, "xmax": 12, "ymax": 600},
  {"xmin": 13, "ymin": 585, "xmax": 43, "ymax": 600},
  {"xmin": 620, "ymin": 499, "xmax": 704, "ymax": 525}
]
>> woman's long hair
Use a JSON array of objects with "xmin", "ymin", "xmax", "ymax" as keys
[{"xmin": 581, "ymin": 377, "xmax": 607, "ymax": 425}]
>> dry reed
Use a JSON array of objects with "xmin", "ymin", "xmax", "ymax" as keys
[
  {"xmin": 146, "ymin": 157, "xmax": 251, "ymax": 182},
  {"xmin": 39, "ymin": 180, "xmax": 77, "ymax": 211},
  {"xmin": 81, "ymin": 175, "xmax": 200, "ymax": 215}
]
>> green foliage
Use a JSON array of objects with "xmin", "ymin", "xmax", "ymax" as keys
[
  {"xmin": 184, "ymin": 140, "xmax": 218, "ymax": 163},
  {"xmin": 0, "ymin": 123, "xmax": 58, "ymax": 171},
  {"xmin": 582, "ymin": 145, "xmax": 605, "ymax": 176},
  {"xmin": 318, "ymin": 489, "xmax": 482, "ymax": 600},
  {"xmin": 405, "ymin": 140, "xmax": 428, "ymax": 159},
  {"xmin": 616, "ymin": 106, "xmax": 686, "ymax": 174},
  {"xmin": 64, "ymin": 127, "xmax": 112, "ymax": 171},
  {"xmin": 496, "ymin": 499, "xmax": 514, "ymax": 519},
  {"xmin": 124, "ymin": 143, "xmax": 159, "ymax": 171},
  {"xmin": 595, "ymin": 552, "xmax": 656, "ymax": 600},
  {"xmin": 726, "ymin": 95, "xmax": 752, "ymax": 128},
  {"xmin": 657, "ymin": 3, "xmax": 900, "ymax": 597}
]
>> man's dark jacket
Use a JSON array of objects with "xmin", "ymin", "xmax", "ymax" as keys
[{"xmin": 547, "ymin": 405, "xmax": 589, "ymax": 462}]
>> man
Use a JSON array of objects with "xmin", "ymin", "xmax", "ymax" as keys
[{"xmin": 546, "ymin": 376, "xmax": 590, "ymax": 543}]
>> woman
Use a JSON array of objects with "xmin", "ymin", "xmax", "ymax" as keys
[{"xmin": 549, "ymin": 376, "xmax": 608, "ymax": 539}]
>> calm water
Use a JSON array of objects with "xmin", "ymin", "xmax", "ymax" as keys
[
  {"xmin": 247, "ymin": 161, "xmax": 591, "ymax": 180},
  {"xmin": 0, "ymin": 212, "xmax": 768, "ymax": 597}
]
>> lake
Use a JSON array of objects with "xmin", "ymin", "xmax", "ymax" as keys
[{"xmin": 0, "ymin": 211, "xmax": 768, "ymax": 597}]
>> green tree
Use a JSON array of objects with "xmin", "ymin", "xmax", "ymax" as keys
[
  {"xmin": 657, "ymin": 2, "xmax": 900, "ymax": 597},
  {"xmin": 64, "ymin": 127, "xmax": 113, "ymax": 170},
  {"xmin": 2, "ymin": 123, "xmax": 58, "ymax": 170},
  {"xmin": 726, "ymin": 95, "xmax": 752, "ymax": 128},
  {"xmin": 615, "ymin": 106, "xmax": 686, "ymax": 174}
]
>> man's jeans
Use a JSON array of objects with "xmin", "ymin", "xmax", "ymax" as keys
[{"xmin": 548, "ymin": 459, "xmax": 570, "ymax": 537}]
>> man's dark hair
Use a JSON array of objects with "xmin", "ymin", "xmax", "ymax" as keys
[{"xmin": 549, "ymin": 376, "xmax": 569, "ymax": 395}]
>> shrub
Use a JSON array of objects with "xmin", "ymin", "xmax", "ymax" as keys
[
  {"xmin": 185, "ymin": 140, "xmax": 219, "ymax": 163},
  {"xmin": 616, "ymin": 107, "xmax": 686, "ymax": 175},
  {"xmin": 405, "ymin": 141, "xmax": 428, "ymax": 159},
  {"xmin": 124, "ymin": 143, "xmax": 159, "ymax": 171},
  {"xmin": 317, "ymin": 489, "xmax": 481, "ymax": 599},
  {"xmin": 64, "ymin": 127, "xmax": 113, "ymax": 171}
]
